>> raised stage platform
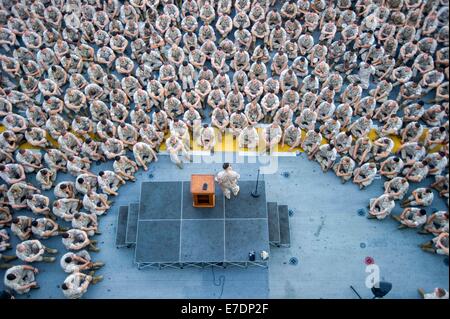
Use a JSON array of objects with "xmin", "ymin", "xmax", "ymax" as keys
[
  {"xmin": 131, "ymin": 180, "xmax": 270, "ymax": 269},
  {"xmin": 115, "ymin": 179, "xmax": 292, "ymax": 270}
]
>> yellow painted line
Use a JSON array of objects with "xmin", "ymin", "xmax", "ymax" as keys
[{"xmin": 0, "ymin": 125, "xmax": 441, "ymax": 154}]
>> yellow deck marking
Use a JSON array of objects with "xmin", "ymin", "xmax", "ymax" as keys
[{"xmin": 0, "ymin": 125, "xmax": 441, "ymax": 154}]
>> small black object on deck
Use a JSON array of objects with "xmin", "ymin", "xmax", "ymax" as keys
[{"xmin": 251, "ymin": 169, "xmax": 261, "ymax": 198}]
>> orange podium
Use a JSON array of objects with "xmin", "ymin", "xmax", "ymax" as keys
[{"xmin": 191, "ymin": 174, "xmax": 215, "ymax": 208}]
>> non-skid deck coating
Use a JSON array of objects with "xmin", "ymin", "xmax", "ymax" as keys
[
  {"xmin": 115, "ymin": 206, "xmax": 129, "ymax": 248},
  {"xmin": 139, "ymin": 181, "xmax": 183, "ymax": 220},
  {"xmin": 126, "ymin": 203, "xmax": 139, "ymax": 245},
  {"xmin": 225, "ymin": 182, "xmax": 267, "ymax": 219},
  {"xmin": 181, "ymin": 220, "xmax": 225, "ymax": 263},
  {"xmin": 278, "ymin": 205, "xmax": 291, "ymax": 247},
  {"xmin": 225, "ymin": 219, "xmax": 269, "ymax": 262},
  {"xmin": 134, "ymin": 180, "xmax": 269, "ymax": 264},
  {"xmin": 0, "ymin": 155, "xmax": 447, "ymax": 299},
  {"xmin": 268, "ymin": 202, "xmax": 281, "ymax": 244},
  {"xmin": 135, "ymin": 220, "xmax": 182, "ymax": 263}
]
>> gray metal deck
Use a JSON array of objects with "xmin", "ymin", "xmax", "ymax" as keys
[
  {"xmin": 268, "ymin": 202, "xmax": 281, "ymax": 246},
  {"xmin": 132, "ymin": 180, "xmax": 270, "ymax": 269},
  {"xmin": 0, "ymin": 155, "xmax": 446, "ymax": 299},
  {"xmin": 278, "ymin": 205, "xmax": 291, "ymax": 248},
  {"xmin": 126, "ymin": 203, "xmax": 139, "ymax": 245},
  {"xmin": 115, "ymin": 206, "xmax": 129, "ymax": 248}
]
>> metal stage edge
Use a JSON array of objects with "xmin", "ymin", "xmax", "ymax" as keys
[{"xmin": 136, "ymin": 261, "xmax": 268, "ymax": 270}]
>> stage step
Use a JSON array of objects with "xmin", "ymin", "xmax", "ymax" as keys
[
  {"xmin": 126, "ymin": 203, "xmax": 139, "ymax": 245},
  {"xmin": 267, "ymin": 202, "xmax": 280, "ymax": 246},
  {"xmin": 278, "ymin": 205, "xmax": 291, "ymax": 247},
  {"xmin": 115, "ymin": 206, "xmax": 129, "ymax": 248}
]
